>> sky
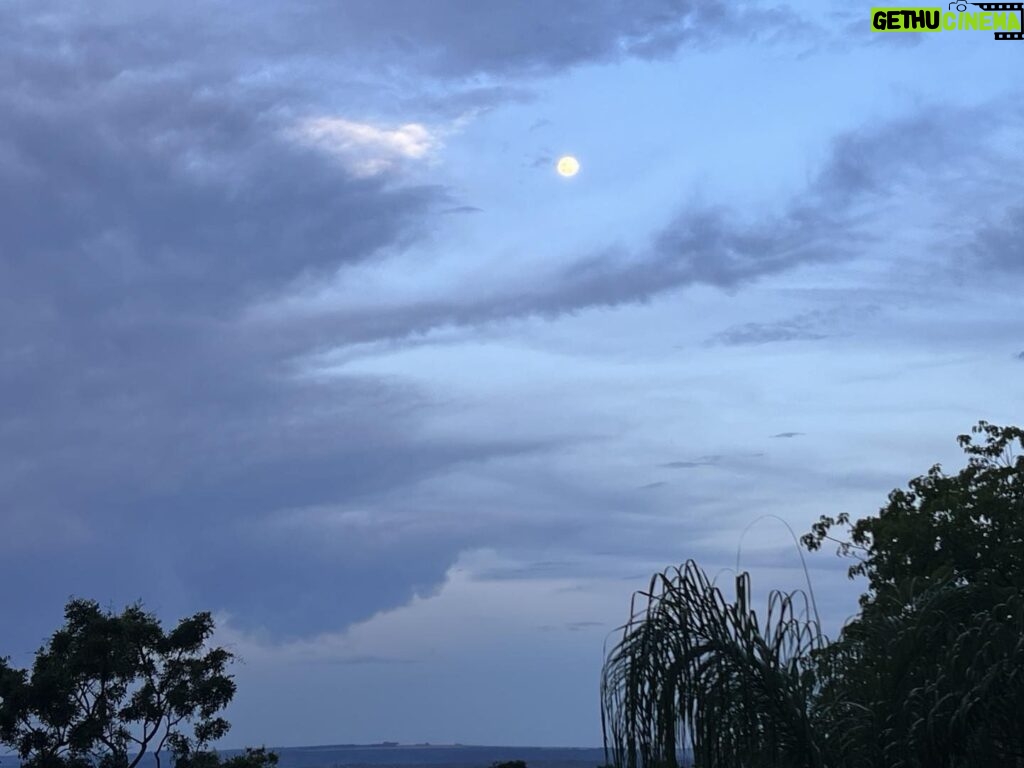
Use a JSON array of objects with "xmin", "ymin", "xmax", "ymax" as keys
[{"xmin": 2, "ymin": 0, "xmax": 1023, "ymax": 750}]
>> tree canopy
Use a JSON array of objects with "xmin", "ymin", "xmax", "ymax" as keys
[
  {"xmin": 0, "ymin": 599, "xmax": 273, "ymax": 768},
  {"xmin": 802, "ymin": 420, "xmax": 1024, "ymax": 601},
  {"xmin": 602, "ymin": 421, "xmax": 1024, "ymax": 768}
]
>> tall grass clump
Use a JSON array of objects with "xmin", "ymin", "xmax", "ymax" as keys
[{"xmin": 601, "ymin": 560, "xmax": 826, "ymax": 768}]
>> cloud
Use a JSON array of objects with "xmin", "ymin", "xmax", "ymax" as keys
[
  {"xmin": 771, "ymin": 432, "xmax": 805, "ymax": 438},
  {"xmin": 971, "ymin": 206, "xmax": 1024, "ymax": 273},
  {"xmin": 638, "ymin": 481, "xmax": 669, "ymax": 490},
  {"xmin": 217, "ymin": 549, "xmax": 620, "ymax": 666},
  {"xmin": 0, "ymin": 6, "xmax": 571, "ymax": 651},
  {"xmin": 659, "ymin": 453, "xmax": 765, "ymax": 471},
  {"xmin": 710, "ymin": 316, "xmax": 830, "ymax": 346},
  {"xmin": 276, "ymin": 194, "xmax": 857, "ymax": 346},
  {"xmin": 442, "ymin": 205, "xmax": 484, "ymax": 214},
  {"xmin": 279, "ymin": 0, "xmax": 806, "ymax": 78},
  {"xmin": 707, "ymin": 305, "xmax": 882, "ymax": 346},
  {"xmin": 286, "ymin": 97, "xmax": 1024, "ymax": 350},
  {"xmin": 661, "ymin": 455, "xmax": 722, "ymax": 469},
  {"xmin": 291, "ymin": 117, "xmax": 439, "ymax": 177},
  {"xmin": 565, "ymin": 621, "xmax": 605, "ymax": 631},
  {"xmin": 3, "ymin": 0, "xmax": 1021, "ymax": 688},
  {"xmin": 18, "ymin": 0, "xmax": 805, "ymax": 100}
]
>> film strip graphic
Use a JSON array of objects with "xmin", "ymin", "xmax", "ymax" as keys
[{"xmin": 969, "ymin": 2, "xmax": 1024, "ymax": 38}]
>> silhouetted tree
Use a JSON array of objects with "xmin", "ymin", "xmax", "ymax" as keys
[
  {"xmin": 0, "ymin": 599, "xmax": 272, "ymax": 768},
  {"xmin": 603, "ymin": 421, "xmax": 1024, "ymax": 768},
  {"xmin": 803, "ymin": 421, "xmax": 1024, "ymax": 766},
  {"xmin": 802, "ymin": 420, "xmax": 1024, "ymax": 601}
]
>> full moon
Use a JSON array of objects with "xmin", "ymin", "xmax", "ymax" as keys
[{"xmin": 556, "ymin": 155, "xmax": 580, "ymax": 177}]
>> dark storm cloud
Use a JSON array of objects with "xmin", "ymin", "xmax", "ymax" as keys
[
  {"xmin": 0, "ymin": 2, "xmax": 841, "ymax": 374},
  {"xmin": 2, "ymin": 1, "xmax": 623, "ymax": 650},
  {"xmin": 5, "ymin": 0, "xmax": 1020, "ymax": 671},
  {"xmin": 7, "ymin": 0, "xmax": 801, "ymax": 93},
  {"xmin": 275, "ymin": 0, "xmax": 803, "ymax": 78}
]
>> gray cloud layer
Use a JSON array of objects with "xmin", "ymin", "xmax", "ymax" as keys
[
  {"xmin": 0, "ymin": 2, "xmax": 534, "ymax": 646},
  {"xmin": 3, "ymin": 0, "xmax": 1022, "ymax": 661},
  {"xmin": 5, "ymin": 0, "xmax": 807, "ymax": 650},
  {"xmin": 244, "ymin": 0, "xmax": 803, "ymax": 78}
]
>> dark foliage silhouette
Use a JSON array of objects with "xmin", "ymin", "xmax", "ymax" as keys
[
  {"xmin": 0, "ymin": 600, "xmax": 277, "ymax": 768},
  {"xmin": 602, "ymin": 422, "xmax": 1024, "ymax": 768}
]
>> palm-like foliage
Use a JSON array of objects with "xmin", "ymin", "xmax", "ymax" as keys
[
  {"xmin": 602, "ymin": 424, "xmax": 1024, "ymax": 768},
  {"xmin": 602, "ymin": 564, "xmax": 1024, "ymax": 768},
  {"xmin": 601, "ymin": 560, "xmax": 826, "ymax": 768}
]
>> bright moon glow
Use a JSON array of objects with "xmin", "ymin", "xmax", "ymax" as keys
[{"xmin": 556, "ymin": 155, "xmax": 580, "ymax": 177}]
